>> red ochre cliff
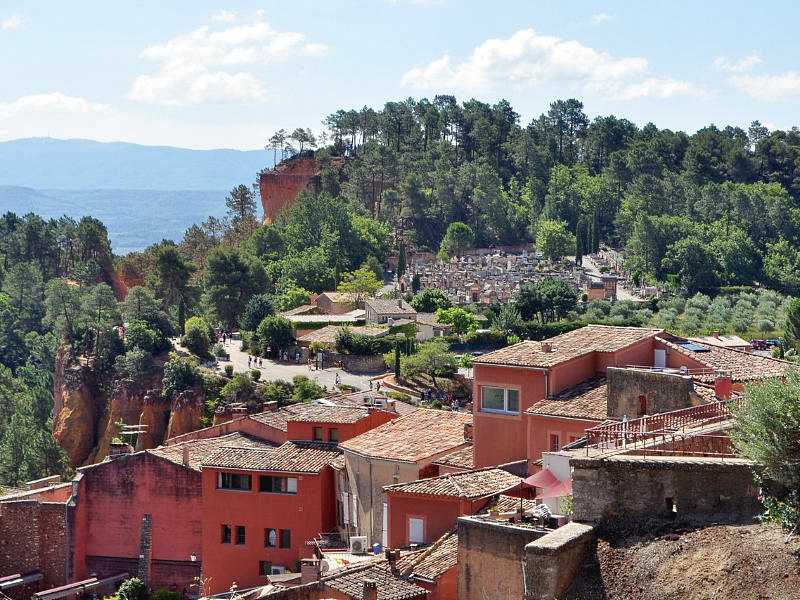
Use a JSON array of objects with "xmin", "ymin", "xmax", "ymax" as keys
[
  {"xmin": 259, "ymin": 155, "xmax": 320, "ymax": 223},
  {"xmin": 53, "ymin": 348, "xmax": 204, "ymax": 467}
]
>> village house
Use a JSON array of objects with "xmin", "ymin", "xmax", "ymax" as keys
[
  {"xmin": 471, "ymin": 324, "xmax": 791, "ymax": 468},
  {"xmin": 414, "ymin": 313, "xmax": 451, "ymax": 341},
  {"xmin": 383, "ymin": 467, "xmax": 523, "ymax": 548},
  {"xmin": 364, "ymin": 298, "xmax": 417, "ymax": 325},
  {"xmin": 200, "ymin": 442, "xmax": 342, "ymax": 593},
  {"xmin": 313, "ymin": 292, "xmax": 358, "ymax": 315},
  {"xmin": 338, "ymin": 409, "xmax": 473, "ymax": 545}
]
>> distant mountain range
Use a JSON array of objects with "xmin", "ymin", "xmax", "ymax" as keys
[{"xmin": 0, "ymin": 138, "xmax": 274, "ymax": 254}]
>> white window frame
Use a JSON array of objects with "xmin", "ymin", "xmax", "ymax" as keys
[
  {"xmin": 480, "ymin": 386, "xmax": 520, "ymax": 415},
  {"xmin": 408, "ymin": 517, "xmax": 424, "ymax": 544}
]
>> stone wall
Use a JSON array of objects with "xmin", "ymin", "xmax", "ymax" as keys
[
  {"xmin": 571, "ymin": 455, "xmax": 760, "ymax": 524},
  {"xmin": 456, "ymin": 516, "xmax": 546, "ymax": 600},
  {"xmin": 606, "ymin": 367, "xmax": 698, "ymax": 419},
  {"xmin": 326, "ymin": 351, "xmax": 387, "ymax": 373},
  {"xmin": 0, "ymin": 500, "xmax": 70, "ymax": 599},
  {"xmin": 523, "ymin": 522, "xmax": 595, "ymax": 600}
]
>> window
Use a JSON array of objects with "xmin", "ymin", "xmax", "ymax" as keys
[
  {"xmin": 259, "ymin": 561, "xmax": 272, "ymax": 577},
  {"xmin": 221, "ymin": 524, "xmax": 231, "ymax": 544},
  {"xmin": 313, "ymin": 427, "xmax": 323, "ymax": 441},
  {"xmin": 481, "ymin": 386, "xmax": 520, "ymax": 414},
  {"xmin": 235, "ymin": 525, "xmax": 246, "ymax": 545},
  {"xmin": 549, "ymin": 433, "xmax": 560, "ymax": 452},
  {"xmin": 218, "ymin": 472, "xmax": 251, "ymax": 491},
  {"xmin": 408, "ymin": 517, "xmax": 424, "ymax": 544},
  {"xmin": 329, "ymin": 428, "xmax": 339, "ymax": 443},
  {"xmin": 637, "ymin": 395, "xmax": 647, "ymax": 417},
  {"xmin": 265, "ymin": 528, "xmax": 277, "ymax": 547},
  {"xmin": 279, "ymin": 529, "xmax": 291, "ymax": 549},
  {"xmin": 259, "ymin": 476, "xmax": 298, "ymax": 494}
]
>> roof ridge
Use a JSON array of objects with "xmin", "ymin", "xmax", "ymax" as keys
[{"xmin": 399, "ymin": 529, "xmax": 456, "ymax": 577}]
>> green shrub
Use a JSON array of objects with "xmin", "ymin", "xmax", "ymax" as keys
[
  {"xmin": 251, "ymin": 369, "xmax": 261, "ymax": 381},
  {"xmin": 114, "ymin": 348, "xmax": 152, "ymax": 380},
  {"xmin": 126, "ymin": 319, "xmax": 162, "ymax": 354},
  {"xmin": 291, "ymin": 375, "xmax": 326, "ymax": 403},
  {"xmin": 335, "ymin": 327, "xmax": 392, "ymax": 355},
  {"xmin": 221, "ymin": 373, "xmax": 260, "ymax": 409},
  {"xmin": 212, "ymin": 342, "xmax": 228, "ymax": 358},
  {"xmin": 224, "ymin": 364, "xmax": 234, "ymax": 378},
  {"xmin": 182, "ymin": 318, "xmax": 212, "ymax": 358},
  {"xmin": 151, "ymin": 590, "xmax": 181, "ymax": 600},
  {"xmin": 254, "ymin": 315, "xmax": 295, "ymax": 356},
  {"xmin": 118, "ymin": 578, "xmax": 148, "ymax": 600},
  {"xmin": 387, "ymin": 391, "xmax": 411, "ymax": 403},
  {"xmin": 239, "ymin": 293, "xmax": 274, "ymax": 331},
  {"xmin": 162, "ymin": 355, "xmax": 200, "ymax": 399}
]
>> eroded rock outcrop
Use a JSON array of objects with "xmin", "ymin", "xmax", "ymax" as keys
[
  {"xmin": 52, "ymin": 348, "xmax": 97, "ymax": 467},
  {"xmin": 165, "ymin": 387, "xmax": 204, "ymax": 440},
  {"xmin": 52, "ymin": 347, "xmax": 204, "ymax": 467}
]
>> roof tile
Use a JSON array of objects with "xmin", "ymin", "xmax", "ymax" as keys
[
  {"xmin": 525, "ymin": 377, "xmax": 608, "ymax": 421},
  {"xmin": 201, "ymin": 441, "xmax": 341, "ymax": 473},
  {"xmin": 474, "ymin": 325, "xmax": 662, "ymax": 368},
  {"xmin": 340, "ymin": 409, "xmax": 472, "ymax": 462},
  {"xmin": 384, "ymin": 467, "xmax": 520, "ymax": 499},
  {"xmin": 149, "ymin": 433, "xmax": 274, "ymax": 471}
]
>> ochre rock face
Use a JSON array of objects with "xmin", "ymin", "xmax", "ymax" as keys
[
  {"xmin": 52, "ymin": 349, "xmax": 96, "ymax": 467},
  {"xmin": 259, "ymin": 157, "xmax": 319, "ymax": 223},
  {"xmin": 166, "ymin": 387, "xmax": 205, "ymax": 439},
  {"xmin": 136, "ymin": 390, "xmax": 171, "ymax": 451}
]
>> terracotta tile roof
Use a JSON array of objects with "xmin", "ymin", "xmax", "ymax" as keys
[
  {"xmin": 281, "ymin": 304, "xmax": 320, "ymax": 316},
  {"xmin": 317, "ymin": 292, "xmax": 358, "ymax": 304},
  {"xmin": 339, "ymin": 409, "xmax": 472, "ymax": 462},
  {"xmin": 384, "ymin": 467, "xmax": 520, "ymax": 499},
  {"xmin": 149, "ymin": 433, "xmax": 273, "ymax": 471},
  {"xmin": 525, "ymin": 377, "xmax": 608, "ymax": 421},
  {"xmin": 656, "ymin": 334, "xmax": 792, "ymax": 382},
  {"xmin": 432, "ymin": 445, "xmax": 475, "ymax": 471},
  {"xmin": 298, "ymin": 324, "xmax": 390, "ymax": 345},
  {"xmin": 365, "ymin": 298, "xmax": 417, "ymax": 316},
  {"xmin": 250, "ymin": 403, "xmax": 372, "ymax": 430},
  {"xmin": 689, "ymin": 334, "xmax": 751, "ymax": 349},
  {"xmin": 201, "ymin": 441, "xmax": 341, "ymax": 473},
  {"xmin": 322, "ymin": 561, "xmax": 426, "ymax": 600},
  {"xmin": 474, "ymin": 325, "xmax": 662, "ymax": 368},
  {"xmin": 491, "ymin": 494, "xmax": 537, "ymax": 513},
  {"xmin": 397, "ymin": 530, "xmax": 458, "ymax": 582}
]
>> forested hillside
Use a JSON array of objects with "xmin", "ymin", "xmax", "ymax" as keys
[
  {"xmin": 3, "ymin": 96, "xmax": 800, "ymax": 486},
  {"xmin": 312, "ymin": 97, "xmax": 800, "ymax": 295}
]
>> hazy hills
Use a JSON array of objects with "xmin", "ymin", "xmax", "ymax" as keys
[{"xmin": 0, "ymin": 138, "xmax": 273, "ymax": 253}]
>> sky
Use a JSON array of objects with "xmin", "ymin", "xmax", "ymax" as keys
[{"xmin": 2, "ymin": 0, "xmax": 800, "ymax": 150}]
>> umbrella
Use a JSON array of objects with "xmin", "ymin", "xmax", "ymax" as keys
[
  {"xmin": 535, "ymin": 478, "xmax": 573, "ymax": 500},
  {"xmin": 523, "ymin": 468, "xmax": 558, "ymax": 488}
]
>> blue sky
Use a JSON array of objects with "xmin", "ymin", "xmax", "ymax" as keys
[{"xmin": 1, "ymin": 0, "xmax": 799, "ymax": 149}]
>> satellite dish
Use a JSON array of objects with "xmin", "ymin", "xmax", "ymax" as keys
[{"xmin": 320, "ymin": 559, "xmax": 331, "ymax": 574}]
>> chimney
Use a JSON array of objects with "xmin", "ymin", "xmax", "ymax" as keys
[
  {"xmin": 300, "ymin": 558, "xmax": 321, "ymax": 584},
  {"xmin": 464, "ymin": 422, "xmax": 474, "ymax": 442},
  {"xmin": 232, "ymin": 406, "xmax": 247, "ymax": 420},
  {"xmin": 715, "ymin": 371, "xmax": 733, "ymax": 400},
  {"xmin": 541, "ymin": 342, "xmax": 552, "ymax": 353},
  {"xmin": 386, "ymin": 399, "xmax": 397, "ymax": 413},
  {"xmin": 109, "ymin": 442, "xmax": 133, "ymax": 459},
  {"xmin": 384, "ymin": 548, "xmax": 399, "ymax": 573},
  {"xmin": 182, "ymin": 444, "xmax": 190, "ymax": 467},
  {"xmin": 397, "ymin": 298, "xmax": 403, "ymax": 308},
  {"xmin": 262, "ymin": 401, "xmax": 279, "ymax": 413},
  {"xmin": 362, "ymin": 579, "xmax": 378, "ymax": 600}
]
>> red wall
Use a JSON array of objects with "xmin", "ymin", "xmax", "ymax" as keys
[
  {"xmin": 417, "ymin": 567, "xmax": 457, "ymax": 600},
  {"xmin": 201, "ymin": 466, "xmax": 335, "ymax": 594},
  {"xmin": 76, "ymin": 454, "xmax": 202, "ymax": 589},
  {"xmin": 386, "ymin": 493, "xmax": 486, "ymax": 549},
  {"xmin": 525, "ymin": 414, "xmax": 599, "ymax": 467},
  {"xmin": 472, "ymin": 366, "xmax": 545, "ymax": 468}
]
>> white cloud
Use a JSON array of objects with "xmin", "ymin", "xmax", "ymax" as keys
[
  {"xmin": 731, "ymin": 72, "xmax": 800, "ymax": 101},
  {"xmin": 129, "ymin": 14, "xmax": 329, "ymax": 106},
  {"xmin": 210, "ymin": 10, "xmax": 237, "ymax": 23},
  {"xmin": 401, "ymin": 28, "xmax": 701, "ymax": 101},
  {"xmin": 1, "ymin": 14, "xmax": 24, "ymax": 30},
  {"xmin": 0, "ymin": 93, "xmax": 110, "ymax": 119},
  {"xmin": 591, "ymin": 12, "xmax": 613, "ymax": 24},
  {"xmin": 714, "ymin": 52, "xmax": 762, "ymax": 73}
]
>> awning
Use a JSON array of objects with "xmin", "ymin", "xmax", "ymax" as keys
[
  {"xmin": 536, "ymin": 479, "xmax": 573, "ymax": 500},
  {"xmin": 523, "ymin": 469, "xmax": 558, "ymax": 489}
]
